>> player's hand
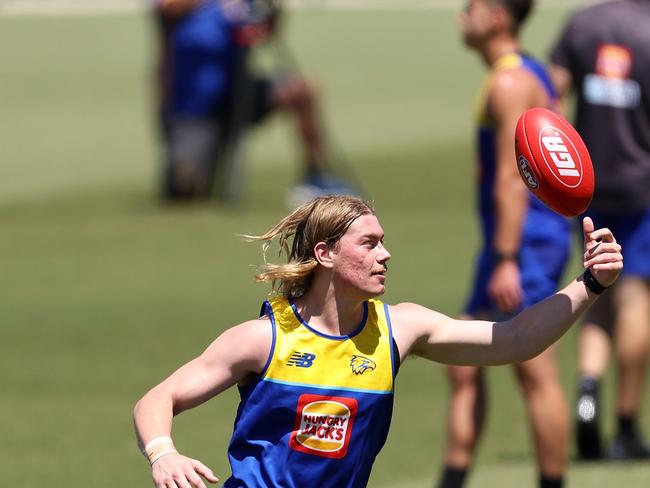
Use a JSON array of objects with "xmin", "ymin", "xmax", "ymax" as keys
[
  {"xmin": 488, "ymin": 260, "xmax": 523, "ymax": 313},
  {"xmin": 151, "ymin": 451, "xmax": 219, "ymax": 488},
  {"xmin": 582, "ymin": 216, "xmax": 623, "ymax": 288}
]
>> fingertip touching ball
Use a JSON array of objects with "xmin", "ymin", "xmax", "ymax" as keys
[{"xmin": 515, "ymin": 107, "xmax": 594, "ymax": 217}]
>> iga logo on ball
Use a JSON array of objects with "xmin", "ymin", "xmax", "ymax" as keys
[
  {"xmin": 538, "ymin": 127, "xmax": 583, "ymax": 188},
  {"xmin": 515, "ymin": 108, "xmax": 594, "ymax": 217}
]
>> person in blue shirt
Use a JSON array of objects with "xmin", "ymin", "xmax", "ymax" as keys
[{"xmin": 153, "ymin": 0, "xmax": 350, "ymax": 202}]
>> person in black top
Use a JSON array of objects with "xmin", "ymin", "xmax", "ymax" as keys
[{"xmin": 549, "ymin": 0, "xmax": 650, "ymax": 461}]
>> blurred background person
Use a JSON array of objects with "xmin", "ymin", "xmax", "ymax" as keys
[
  {"xmin": 549, "ymin": 0, "xmax": 650, "ymax": 461},
  {"xmin": 153, "ymin": 0, "xmax": 353, "ymax": 203},
  {"xmin": 437, "ymin": 1, "xmax": 570, "ymax": 487}
]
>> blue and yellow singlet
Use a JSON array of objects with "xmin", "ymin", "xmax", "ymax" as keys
[
  {"xmin": 224, "ymin": 297, "xmax": 397, "ymax": 488},
  {"xmin": 475, "ymin": 52, "xmax": 565, "ymax": 242}
]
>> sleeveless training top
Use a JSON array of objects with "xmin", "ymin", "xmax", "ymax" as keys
[
  {"xmin": 475, "ymin": 52, "xmax": 568, "ymax": 243},
  {"xmin": 224, "ymin": 297, "xmax": 397, "ymax": 488}
]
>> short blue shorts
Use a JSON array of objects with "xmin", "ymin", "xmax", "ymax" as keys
[
  {"xmin": 586, "ymin": 208, "xmax": 650, "ymax": 279},
  {"xmin": 464, "ymin": 216, "xmax": 571, "ymax": 320}
]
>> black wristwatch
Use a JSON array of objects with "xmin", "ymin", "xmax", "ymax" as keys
[
  {"xmin": 491, "ymin": 250, "xmax": 519, "ymax": 265},
  {"xmin": 582, "ymin": 268, "xmax": 609, "ymax": 295}
]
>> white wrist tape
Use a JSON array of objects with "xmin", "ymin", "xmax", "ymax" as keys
[{"xmin": 143, "ymin": 436, "xmax": 177, "ymax": 465}]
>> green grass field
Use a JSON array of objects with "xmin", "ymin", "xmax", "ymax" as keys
[{"xmin": 1, "ymin": 5, "xmax": 649, "ymax": 487}]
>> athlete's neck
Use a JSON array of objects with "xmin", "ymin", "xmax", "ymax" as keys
[
  {"xmin": 481, "ymin": 35, "xmax": 520, "ymax": 67},
  {"xmin": 293, "ymin": 291, "xmax": 367, "ymax": 336}
]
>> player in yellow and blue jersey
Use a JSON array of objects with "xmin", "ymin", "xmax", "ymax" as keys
[
  {"xmin": 134, "ymin": 195, "xmax": 623, "ymax": 488},
  {"xmin": 225, "ymin": 296, "xmax": 396, "ymax": 486},
  {"xmin": 437, "ymin": 2, "xmax": 571, "ymax": 488}
]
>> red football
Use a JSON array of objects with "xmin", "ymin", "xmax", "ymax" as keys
[{"xmin": 515, "ymin": 107, "xmax": 594, "ymax": 217}]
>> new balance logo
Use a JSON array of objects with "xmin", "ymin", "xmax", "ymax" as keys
[{"xmin": 287, "ymin": 351, "xmax": 316, "ymax": 368}]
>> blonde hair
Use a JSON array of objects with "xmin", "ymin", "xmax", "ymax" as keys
[{"xmin": 245, "ymin": 195, "xmax": 375, "ymax": 298}]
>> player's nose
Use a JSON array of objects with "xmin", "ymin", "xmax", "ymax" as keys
[{"xmin": 378, "ymin": 243, "xmax": 391, "ymax": 262}]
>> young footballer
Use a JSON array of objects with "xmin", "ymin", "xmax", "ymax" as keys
[{"xmin": 134, "ymin": 195, "xmax": 622, "ymax": 488}]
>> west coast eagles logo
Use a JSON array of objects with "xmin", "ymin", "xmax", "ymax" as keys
[{"xmin": 350, "ymin": 355, "xmax": 376, "ymax": 375}]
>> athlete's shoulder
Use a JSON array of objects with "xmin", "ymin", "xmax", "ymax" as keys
[
  {"xmin": 221, "ymin": 316, "xmax": 274, "ymax": 362},
  {"xmin": 487, "ymin": 68, "xmax": 539, "ymax": 114},
  {"xmin": 237, "ymin": 316, "xmax": 273, "ymax": 330},
  {"xmin": 234, "ymin": 316, "xmax": 273, "ymax": 337},
  {"xmin": 490, "ymin": 65, "xmax": 537, "ymax": 89}
]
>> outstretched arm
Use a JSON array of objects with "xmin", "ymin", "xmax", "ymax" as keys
[
  {"xmin": 392, "ymin": 217, "xmax": 622, "ymax": 366},
  {"xmin": 133, "ymin": 318, "xmax": 272, "ymax": 487}
]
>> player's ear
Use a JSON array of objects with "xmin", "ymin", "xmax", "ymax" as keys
[
  {"xmin": 492, "ymin": 4, "xmax": 510, "ymax": 31},
  {"xmin": 314, "ymin": 241, "xmax": 334, "ymax": 268}
]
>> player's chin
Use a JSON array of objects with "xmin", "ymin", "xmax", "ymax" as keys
[
  {"xmin": 360, "ymin": 283, "xmax": 385, "ymax": 299},
  {"xmin": 372, "ymin": 273, "xmax": 386, "ymax": 286},
  {"xmin": 369, "ymin": 288, "xmax": 386, "ymax": 299},
  {"xmin": 371, "ymin": 280, "xmax": 387, "ymax": 296},
  {"xmin": 462, "ymin": 34, "xmax": 478, "ymax": 48}
]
